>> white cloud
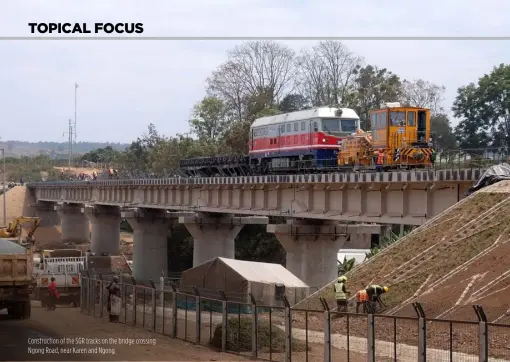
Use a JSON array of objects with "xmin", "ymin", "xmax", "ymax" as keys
[{"xmin": 0, "ymin": 0, "xmax": 508, "ymax": 142}]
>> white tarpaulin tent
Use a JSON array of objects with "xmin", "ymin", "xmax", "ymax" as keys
[{"xmin": 179, "ymin": 257, "xmax": 309, "ymax": 306}]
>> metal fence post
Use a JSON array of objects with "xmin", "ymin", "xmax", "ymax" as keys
[
  {"xmin": 160, "ymin": 275, "xmax": 165, "ymax": 311},
  {"xmin": 413, "ymin": 302, "xmax": 426, "ymax": 362},
  {"xmin": 367, "ymin": 313, "xmax": 375, "ymax": 362},
  {"xmin": 249, "ymin": 293, "xmax": 258, "ymax": 360},
  {"xmin": 98, "ymin": 275, "xmax": 104, "ymax": 319},
  {"xmin": 171, "ymin": 283, "xmax": 178, "ymax": 338},
  {"xmin": 219, "ymin": 290, "xmax": 228, "ymax": 352},
  {"xmin": 87, "ymin": 278, "xmax": 92, "ymax": 315},
  {"xmin": 131, "ymin": 277, "xmax": 137, "ymax": 326},
  {"xmin": 282, "ymin": 295, "xmax": 292, "ymax": 362},
  {"xmin": 193, "ymin": 286, "xmax": 201, "ymax": 345},
  {"xmin": 320, "ymin": 297, "xmax": 331, "ymax": 362},
  {"xmin": 150, "ymin": 280, "xmax": 156, "ymax": 332},
  {"xmin": 474, "ymin": 305, "xmax": 488, "ymax": 362}
]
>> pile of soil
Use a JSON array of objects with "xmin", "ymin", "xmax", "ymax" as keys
[{"xmin": 286, "ymin": 181, "xmax": 510, "ymax": 357}]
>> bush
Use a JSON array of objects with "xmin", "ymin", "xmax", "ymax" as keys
[{"xmin": 210, "ymin": 316, "xmax": 308, "ymax": 353}]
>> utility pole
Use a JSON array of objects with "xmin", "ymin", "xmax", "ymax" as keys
[
  {"xmin": 74, "ymin": 82, "xmax": 78, "ymax": 144},
  {"xmin": 63, "ymin": 119, "xmax": 76, "ymax": 170},
  {"xmin": 1, "ymin": 148, "xmax": 5, "ymax": 226}
]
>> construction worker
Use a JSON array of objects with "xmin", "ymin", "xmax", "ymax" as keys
[
  {"xmin": 355, "ymin": 289, "xmax": 369, "ymax": 314},
  {"xmin": 366, "ymin": 285, "xmax": 388, "ymax": 313},
  {"xmin": 375, "ymin": 149, "xmax": 385, "ymax": 172},
  {"xmin": 334, "ymin": 276, "xmax": 349, "ymax": 313},
  {"xmin": 47, "ymin": 277, "xmax": 59, "ymax": 310}
]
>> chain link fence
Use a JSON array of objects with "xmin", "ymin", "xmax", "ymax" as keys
[{"xmin": 80, "ymin": 277, "xmax": 510, "ymax": 361}]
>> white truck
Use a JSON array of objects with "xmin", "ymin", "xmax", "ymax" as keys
[{"xmin": 34, "ymin": 252, "xmax": 87, "ymax": 308}]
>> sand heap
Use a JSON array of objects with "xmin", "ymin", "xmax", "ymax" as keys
[{"xmin": 298, "ymin": 180, "xmax": 510, "ymax": 324}]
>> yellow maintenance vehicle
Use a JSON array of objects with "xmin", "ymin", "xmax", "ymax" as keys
[
  {"xmin": 338, "ymin": 102, "xmax": 435, "ymax": 170},
  {"xmin": 0, "ymin": 217, "xmax": 41, "ymax": 246}
]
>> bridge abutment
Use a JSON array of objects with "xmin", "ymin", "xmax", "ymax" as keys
[
  {"xmin": 55, "ymin": 203, "xmax": 89, "ymax": 243},
  {"xmin": 180, "ymin": 213, "xmax": 268, "ymax": 266},
  {"xmin": 82, "ymin": 205, "xmax": 120, "ymax": 255},
  {"xmin": 268, "ymin": 220, "xmax": 380, "ymax": 289}
]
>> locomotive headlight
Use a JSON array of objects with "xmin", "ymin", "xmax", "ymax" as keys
[{"xmin": 322, "ymin": 138, "xmax": 327, "ymax": 143}]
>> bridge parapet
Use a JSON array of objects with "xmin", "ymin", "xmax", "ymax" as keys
[{"xmin": 27, "ymin": 168, "xmax": 484, "ymax": 188}]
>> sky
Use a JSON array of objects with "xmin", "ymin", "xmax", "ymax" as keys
[{"xmin": 0, "ymin": 0, "xmax": 509, "ymax": 143}]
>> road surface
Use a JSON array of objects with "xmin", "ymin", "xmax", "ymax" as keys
[{"xmin": 0, "ymin": 310, "xmax": 97, "ymax": 361}]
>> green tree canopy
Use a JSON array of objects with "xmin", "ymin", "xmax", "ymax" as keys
[{"xmin": 453, "ymin": 63, "xmax": 510, "ymax": 150}]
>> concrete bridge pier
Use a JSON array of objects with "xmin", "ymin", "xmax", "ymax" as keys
[
  {"xmin": 55, "ymin": 203, "xmax": 89, "ymax": 243},
  {"xmin": 179, "ymin": 213, "xmax": 269, "ymax": 267},
  {"xmin": 34, "ymin": 201, "xmax": 59, "ymax": 226},
  {"xmin": 121, "ymin": 209, "xmax": 194, "ymax": 282},
  {"xmin": 82, "ymin": 205, "xmax": 120, "ymax": 254},
  {"xmin": 268, "ymin": 220, "xmax": 380, "ymax": 289}
]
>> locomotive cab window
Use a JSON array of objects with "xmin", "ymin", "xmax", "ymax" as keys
[
  {"xmin": 280, "ymin": 125, "xmax": 285, "ymax": 133},
  {"xmin": 379, "ymin": 112, "xmax": 387, "ymax": 127},
  {"xmin": 390, "ymin": 111, "xmax": 406, "ymax": 126},
  {"xmin": 301, "ymin": 122, "xmax": 306, "ymax": 131},
  {"xmin": 294, "ymin": 123, "xmax": 298, "ymax": 131},
  {"xmin": 407, "ymin": 112, "xmax": 416, "ymax": 127},
  {"xmin": 341, "ymin": 119, "xmax": 357, "ymax": 133},
  {"xmin": 286, "ymin": 124, "xmax": 291, "ymax": 132},
  {"xmin": 313, "ymin": 122, "xmax": 318, "ymax": 131}
]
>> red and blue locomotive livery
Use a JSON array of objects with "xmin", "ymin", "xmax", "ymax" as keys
[
  {"xmin": 179, "ymin": 107, "xmax": 360, "ymax": 176},
  {"xmin": 249, "ymin": 107, "xmax": 360, "ymax": 170}
]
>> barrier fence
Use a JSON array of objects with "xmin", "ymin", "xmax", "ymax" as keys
[{"xmin": 80, "ymin": 276, "xmax": 510, "ymax": 362}]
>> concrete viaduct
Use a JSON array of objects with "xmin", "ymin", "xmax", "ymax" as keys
[{"xmin": 27, "ymin": 168, "xmax": 483, "ymax": 289}]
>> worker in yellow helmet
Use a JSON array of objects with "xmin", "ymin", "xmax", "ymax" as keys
[
  {"xmin": 334, "ymin": 276, "xmax": 349, "ymax": 314},
  {"xmin": 365, "ymin": 285, "xmax": 389, "ymax": 313}
]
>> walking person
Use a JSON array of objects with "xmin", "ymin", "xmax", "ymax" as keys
[
  {"xmin": 47, "ymin": 277, "xmax": 59, "ymax": 310},
  {"xmin": 107, "ymin": 276, "xmax": 121, "ymax": 322}
]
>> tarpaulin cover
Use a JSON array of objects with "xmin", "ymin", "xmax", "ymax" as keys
[
  {"xmin": 0, "ymin": 238, "xmax": 27, "ymax": 254},
  {"xmin": 466, "ymin": 163, "xmax": 510, "ymax": 196}
]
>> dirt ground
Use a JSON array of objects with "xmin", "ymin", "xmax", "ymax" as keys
[
  {"xmin": 31, "ymin": 301, "xmax": 248, "ymax": 361},
  {"xmin": 0, "ymin": 186, "xmax": 35, "ymax": 224},
  {"xmin": 293, "ymin": 182, "xmax": 510, "ymax": 359},
  {"xmin": 54, "ymin": 166, "xmax": 101, "ymax": 176}
]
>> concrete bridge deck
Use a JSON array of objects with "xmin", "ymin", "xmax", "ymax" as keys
[
  {"xmin": 28, "ymin": 168, "xmax": 483, "ymax": 226},
  {"xmin": 26, "ymin": 168, "xmax": 483, "ymax": 287}
]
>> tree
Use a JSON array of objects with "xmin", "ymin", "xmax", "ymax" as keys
[
  {"xmin": 400, "ymin": 79, "xmax": 446, "ymax": 116},
  {"xmin": 279, "ymin": 93, "xmax": 309, "ymax": 113},
  {"xmin": 296, "ymin": 41, "xmax": 362, "ymax": 107},
  {"xmin": 350, "ymin": 65, "xmax": 402, "ymax": 130},
  {"xmin": 207, "ymin": 41, "xmax": 296, "ymax": 122},
  {"xmin": 453, "ymin": 64, "xmax": 510, "ymax": 149},
  {"xmin": 189, "ymin": 97, "xmax": 229, "ymax": 141},
  {"xmin": 430, "ymin": 114, "xmax": 457, "ymax": 151},
  {"xmin": 81, "ymin": 146, "xmax": 121, "ymax": 163},
  {"xmin": 337, "ymin": 256, "xmax": 356, "ymax": 276},
  {"xmin": 120, "ymin": 123, "xmax": 163, "ymax": 171}
]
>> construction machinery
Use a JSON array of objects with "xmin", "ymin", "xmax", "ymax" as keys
[
  {"xmin": 0, "ymin": 216, "xmax": 41, "ymax": 246},
  {"xmin": 338, "ymin": 103, "xmax": 435, "ymax": 170},
  {"xmin": 34, "ymin": 249, "xmax": 86, "ymax": 308},
  {"xmin": 0, "ymin": 219, "xmax": 40, "ymax": 319}
]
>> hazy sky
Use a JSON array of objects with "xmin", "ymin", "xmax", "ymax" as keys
[{"xmin": 0, "ymin": 0, "xmax": 508, "ymax": 143}]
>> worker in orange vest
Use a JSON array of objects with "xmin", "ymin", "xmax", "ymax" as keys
[
  {"xmin": 355, "ymin": 289, "xmax": 369, "ymax": 313},
  {"xmin": 375, "ymin": 149, "xmax": 385, "ymax": 172}
]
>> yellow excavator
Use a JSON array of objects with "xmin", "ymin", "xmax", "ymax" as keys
[{"xmin": 0, "ymin": 217, "xmax": 41, "ymax": 245}]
